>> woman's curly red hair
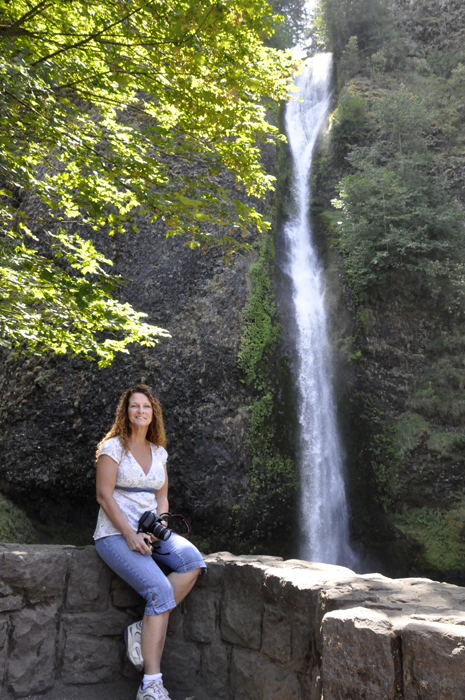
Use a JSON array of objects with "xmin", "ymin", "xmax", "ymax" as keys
[{"xmin": 96, "ymin": 384, "xmax": 166, "ymax": 459}]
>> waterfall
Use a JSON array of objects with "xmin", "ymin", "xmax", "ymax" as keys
[{"xmin": 282, "ymin": 54, "xmax": 356, "ymax": 567}]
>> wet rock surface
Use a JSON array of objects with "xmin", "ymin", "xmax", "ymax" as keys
[{"xmin": 1, "ymin": 545, "xmax": 465, "ymax": 699}]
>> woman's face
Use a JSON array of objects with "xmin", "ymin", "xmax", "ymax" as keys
[{"xmin": 127, "ymin": 392, "xmax": 153, "ymax": 430}]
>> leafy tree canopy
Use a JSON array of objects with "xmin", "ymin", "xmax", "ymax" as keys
[{"xmin": 0, "ymin": 0, "xmax": 299, "ymax": 365}]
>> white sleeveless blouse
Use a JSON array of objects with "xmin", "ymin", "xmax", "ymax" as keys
[{"xmin": 93, "ymin": 436, "xmax": 168, "ymax": 541}]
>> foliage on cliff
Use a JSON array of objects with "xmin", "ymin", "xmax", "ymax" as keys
[
  {"xmin": 0, "ymin": 0, "xmax": 299, "ymax": 365},
  {"xmin": 332, "ymin": 84, "xmax": 465, "ymax": 310},
  {"xmin": 311, "ymin": 0, "xmax": 465, "ymax": 577},
  {"xmin": 236, "ymin": 230, "xmax": 297, "ymax": 553},
  {"xmin": 0, "ymin": 494, "xmax": 38, "ymax": 544},
  {"xmin": 311, "ymin": 0, "xmax": 404, "ymax": 64},
  {"xmin": 230, "ymin": 120, "xmax": 299, "ymax": 555}
]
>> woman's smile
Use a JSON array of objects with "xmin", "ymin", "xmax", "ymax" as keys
[{"xmin": 128, "ymin": 392, "xmax": 153, "ymax": 426}]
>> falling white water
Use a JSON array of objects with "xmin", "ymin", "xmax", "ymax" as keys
[{"xmin": 283, "ymin": 54, "xmax": 356, "ymax": 567}]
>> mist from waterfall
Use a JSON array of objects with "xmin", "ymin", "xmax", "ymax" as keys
[{"xmin": 283, "ymin": 54, "xmax": 356, "ymax": 567}]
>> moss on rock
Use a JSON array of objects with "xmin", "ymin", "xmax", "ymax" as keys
[
  {"xmin": 392, "ymin": 502, "xmax": 465, "ymax": 574},
  {"xmin": 0, "ymin": 494, "xmax": 38, "ymax": 544},
  {"xmin": 231, "ymin": 131, "xmax": 298, "ymax": 556},
  {"xmin": 234, "ymin": 228, "xmax": 298, "ymax": 555}
]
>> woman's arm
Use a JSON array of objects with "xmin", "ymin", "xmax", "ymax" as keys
[
  {"xmin": 96, "ymin": 454, "xmax": 152, "ymax": 554},
  {"xmin": 155, "ymin": 464, "xmax": 169, "ymax": 516}
]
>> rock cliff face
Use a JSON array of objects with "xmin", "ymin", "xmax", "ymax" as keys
[
  {"xmin": 2, "ymin": 546, "xmax": 465, "ymax": 700},
  {"xmin": 392, "ymin": 0, "xmax": 465, "ymax": 52},
  {"xmin": 0, "ymin": 196, "xmax": 259, "ymax": 544},
  {"xmin": 0, "ymin": 127, "xmax": 298, "ymax": 553}
]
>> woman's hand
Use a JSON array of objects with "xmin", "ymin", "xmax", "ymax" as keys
[{"xmin": 124, "ymin": 530, "xmax": 153, "ymax": 555}]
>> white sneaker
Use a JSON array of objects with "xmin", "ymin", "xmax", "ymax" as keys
[
  {"xmin": 136, "ymin": 679, "xmax": 171, "ymax": 700},
  {"xmin": 125, "ymin": 620, "xmax": 144, "ymax": 671}
]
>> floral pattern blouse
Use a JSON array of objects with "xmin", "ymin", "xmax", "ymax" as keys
[{"xmin": 93, "ymin": 436, "xmax": 167, "ymax": 540}]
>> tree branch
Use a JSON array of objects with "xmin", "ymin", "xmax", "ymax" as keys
[
  {"xmin": 31, "ymin": 6, "xmax": 142, "ymax": 66},
  {"xmin": 0, "ymin": 0, "xmax": 52, "ymax": 37},
  {"xmin": 178, "ymin": 3, "xmax": 215, "ymax": 46}
]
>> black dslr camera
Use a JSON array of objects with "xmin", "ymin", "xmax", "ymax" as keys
[{"xmin": 137, "ymin": 511, "xmax": 172, "ymax": 541}]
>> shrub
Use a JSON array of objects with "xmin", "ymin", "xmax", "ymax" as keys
[
  {"xmin": 330, "ymin": 88, "xmax": 367, "ymax": 159},
  {"xmin": 332, "ymin": 89, "xmax": 465, "ymax": 306},
  {"xmin": 316, "ymin": 0, "xmax": 396, "ymax": 60}
]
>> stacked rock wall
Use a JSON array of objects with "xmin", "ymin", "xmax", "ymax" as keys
[{"xmin": 1, "ymin": 545, "xmax": 465, "ymax": 699}]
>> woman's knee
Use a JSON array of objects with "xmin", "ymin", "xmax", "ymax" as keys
[
  {"xmin": 188, "ymin": 567, "xmax": 201, "ymax": 583},
  {"xmin": 154, "ymin": 534, "xmax": 206, "ymax": 574}
]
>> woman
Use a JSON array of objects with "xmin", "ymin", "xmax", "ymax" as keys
[{"xmin": 94, "ymin": 384, "xmax": 205, "ymax": 700}]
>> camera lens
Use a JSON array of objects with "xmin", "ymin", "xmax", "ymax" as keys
[{"xmin": 151, "ymin": 521, "xmax": 171, "ymax": 541}]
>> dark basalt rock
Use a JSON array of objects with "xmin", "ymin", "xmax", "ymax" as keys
[{"xmin": 0, "ymin": 209, "xmax": 259, "ymax": 544}]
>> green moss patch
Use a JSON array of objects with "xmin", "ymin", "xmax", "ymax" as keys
[
  {"xmin": 238, "ymin": 261, "xmax": 281, "ymax": 390},
  {"xmin": 234, "ymin": 235, "xmax": 298, "ymax": 551},
  {"xmin": 395, "ymin": 412, "xmax": 430, "ymax": 457},
  {"xmin": 407, "ymin": 355, "xmax": 465, "ymax": 424},
  {"xmin": 393, "ymin": 504, "xmax": 465, "ymax": 572},
  {"xmin": 427, "ymin": 430, "xmax": 465, "ymax": 460},
  {"xmin": 0, "ymin": 494, "xmax": 38, "ymax": 544},
  {"xmin": 234, "ymin": 160, "xmax": 298, "ymax": 552}
]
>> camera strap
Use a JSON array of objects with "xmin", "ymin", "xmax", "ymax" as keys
[
  {"xmin": 151, "ymin": 545, "xmax": 170, "ymax": 556},
  {"xmin": 159, "ymin": 512, "xmax": 192, "ymax": 537}
]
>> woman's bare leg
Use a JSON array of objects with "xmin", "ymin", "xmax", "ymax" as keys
[
  {"xmin": 168, "ymin": 568, "xmax": 201, "ymax": 605},
  {"xmin": 140, "ymin": 570, "xmax": 200, "ymax": 673},
  {"xmin": 141, "ymin": 611, "xmax": 170, "ymax": 674}
]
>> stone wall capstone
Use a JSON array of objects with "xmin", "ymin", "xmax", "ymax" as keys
[{"xmin": 1, "ymin": 545, "xmax": 465, "ymax": 700}]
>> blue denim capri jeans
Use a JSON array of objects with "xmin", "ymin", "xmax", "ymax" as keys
[{"xmin": 95, "ymin": 533, "xmax": 206, "ymax": 615}]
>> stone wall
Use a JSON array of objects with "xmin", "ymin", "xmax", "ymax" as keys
[{"xmin": 1, "ymin": 545, "xmax": 465, "ymax": 700}]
